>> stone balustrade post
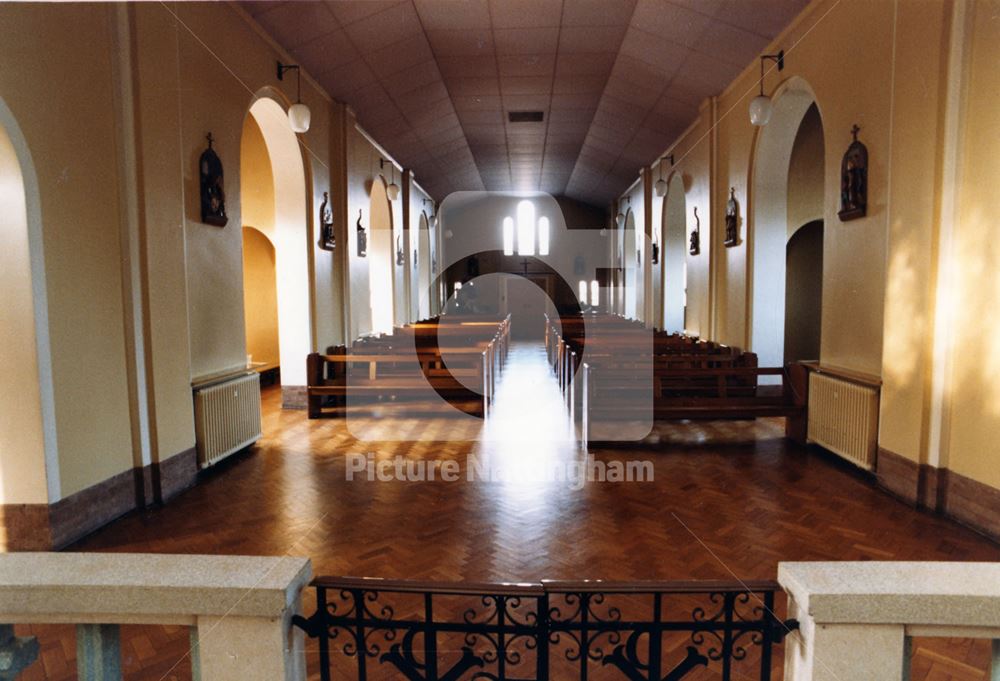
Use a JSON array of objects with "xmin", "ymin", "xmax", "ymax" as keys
[
  {"xmin": 780, "ymin": 562, "xmax": 1000, "ymax": 681},
  {"xmin": 0, "ymin": 553, "xmax": 312, "ymax": 681}
]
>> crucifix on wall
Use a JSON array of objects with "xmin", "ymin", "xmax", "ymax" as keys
[{"xmin": 520, "ymin": 257, "xmax": 530, "ymax": 275}]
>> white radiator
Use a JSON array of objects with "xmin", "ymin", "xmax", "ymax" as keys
[
  {"xmin": 807, "ymin": 372, "xmax": 879, "ymax": 470},
  {"xmin": 193, "ymin": 372, "xmax": 262, "ymax": 468}
]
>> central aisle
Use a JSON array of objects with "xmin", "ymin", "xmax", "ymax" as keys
[{"xmin": 474, "ymin": 339, "xmax": 580, "ymax": 471}]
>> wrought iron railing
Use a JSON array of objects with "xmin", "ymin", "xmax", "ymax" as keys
[{"xmin": 293, "ymin": 577, "xmax": 798, "ymax": 681}]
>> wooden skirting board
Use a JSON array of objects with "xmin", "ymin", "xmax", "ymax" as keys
[
  {"xmin": 0, "ymin": 447, "xmax": 197, "ymax": 551},
  {"xmin": 877, "ymin": 447, "xmax": 1000, "ymax": 543}
]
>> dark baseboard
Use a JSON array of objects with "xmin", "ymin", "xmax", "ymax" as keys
[
  {"xmin": 282, "ymin": 385, "xmax": 308, "ymax": 410},
  {"xmin": 940, "ymin": 468, "xmax": 1000, "ymax": 544},
  {"xmin": 876, "ymin": 447, "xmax": 922, "ymax": 505},
  {"xmin": 877, "ymin": 446, "xmax": 1000, "ymax": 544},
  {"xmin": 49, "ymin": 467, "xmax": 136, "ymax": 549},
  {"xmin": 0, "ymin": 504, "xmax": 52, "ymax": 551},
  {"xmin": 153, "ymin": 446, "xmax": 198, "ymax": 502},
  {"xmin": 0, "ymin": 446, "xmax": 201, "ymax": 551}
]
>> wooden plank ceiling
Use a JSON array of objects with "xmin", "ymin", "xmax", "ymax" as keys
[{"xmin": 241, "ymin": 0, "xmax": 808, "ymax": 206}]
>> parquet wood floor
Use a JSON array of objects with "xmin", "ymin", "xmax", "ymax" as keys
[{"xmin": 15, "ymin": 343, "xmax": 1000, "ymax": 681}]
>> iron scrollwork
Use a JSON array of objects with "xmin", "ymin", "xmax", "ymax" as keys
[{"xmin": 294, "ymin": 578, "xmax": 798, "ymax": 681}]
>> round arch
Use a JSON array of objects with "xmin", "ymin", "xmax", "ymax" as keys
[
  {"xmin": 661, "ymin": 172, "xmax": 688, "ymax": 334},
  {"xmin": 417, "ymin": 211, "xmax": 432, "ymax": 321},
  {"xmin": 0, "ymin": 97, "xmax": 59, "ymax": 504},
  {"xmin": 368, "ymin": 174, "xmax": 395, "ymax": 335},
  {"xmin": 242, "ymin": 93, "xmax": 312, "ymax": 388},
  {"xmin": 623, "ymin": 209, "xmax": 638, "ymax": 319},
  {"xmin": 747, "ymin": 75, "xmax": 825, "ymax": 369}
]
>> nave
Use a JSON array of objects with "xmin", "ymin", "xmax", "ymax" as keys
[{"xmin": 15, "ymin": 334, "xmax": 999, "ymax": 681}]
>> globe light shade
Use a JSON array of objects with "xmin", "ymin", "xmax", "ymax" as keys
[
  {"xmin": 288, "ymin": 103, "xmax": 311, "ymax": 133},
  {"xmin": 386, "ymin": 182, "xmax": 400, "ymax": 202},
  {"xmin": 445, "ymin": 228, "xmax": 454, "ymax": 239},
  {"xmin": 615, "ymin": 212, "xmax": 625, "ymax": 227},
  {"xmin": 654, "ymin": 178, "xmax": 667, "ymax": 197},
  {"xmin": 749, "ymin": 95, "xmax": 773, "ymax": 126}
]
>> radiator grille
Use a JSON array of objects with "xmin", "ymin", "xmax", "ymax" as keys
[
  {"xmin": 193, "ymin": 372, "xmax": 262, "ymax": 468},
  {"xmin": 807, "ymin": 372, "xmax": 879, "ymax": 470}
]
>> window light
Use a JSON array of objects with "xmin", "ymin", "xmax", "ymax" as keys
[{"xmin": 516, "ymin": 200, "xmax": 535, "ymax": 256}]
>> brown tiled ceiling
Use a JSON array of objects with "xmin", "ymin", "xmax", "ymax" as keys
[{"xmin": 242, "ymin": 0, "xmax": 809, "ymax": 205}]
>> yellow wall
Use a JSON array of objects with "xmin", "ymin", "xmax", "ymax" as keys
[
  {"xmin": 241, "ymin": 228, "xmax": 280, "ymax": 368},
  {"xmin": 0, "ymin": 1, "xmax": 356, "ymax": 501},
  {"xmin": 787, "ymin": 104, "xmax": 824, "ymax": 235},
  {"xmin": 240, "ymin": 116, "xmax": 275, "ymax": 237},
  {"xmin": 946, "ymin": 0, "xmax": 1000, "ymax": 490},
  {"xmin": 630, "ymin": 0, "xmax": 1000, "ymax": 498},
  {"xmin": 239, "ymin": 115, "xmax": 280, "ymax": 369},
  {"xmin": 643, "ymin": 112, "xmax": 711, "ymax": 338},
  {"xmin": 346, "ymin": 122, "xmax": 406, "ymax": 341},
  {"xmin": 0, "ymin": 4, "xmax": 134, "ymax": 497},
  {"xmin": 877, "ymin": 0, "xmax": 952, "ymax": 466}
]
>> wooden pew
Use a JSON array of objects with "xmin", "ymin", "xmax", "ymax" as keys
[{"xmin": 306, "ymin": 316, "xmax": 510, "ymax": 419}]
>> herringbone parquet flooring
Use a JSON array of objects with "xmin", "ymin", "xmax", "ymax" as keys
[{"xmin": 15, "ymin": 343, "xmax": 1000, "ymax": 681}]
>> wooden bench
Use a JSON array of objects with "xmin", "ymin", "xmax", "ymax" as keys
[
  {"xmin": 581, "ymin": 362, "xmax": 807, "ymax": 447},
  {"xmin": 306, "ymin": 316, "xmax": 510, "ymax": 419}
]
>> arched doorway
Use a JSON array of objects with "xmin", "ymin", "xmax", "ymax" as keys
[
  {"xmin": 624, "ymin": 210, "xmax": 637, "ymax": 319},
  {"xmin": 240, "ymin": 96, "xmax": 311, "ymax": 390},
  {"xmin": 749, "ymin": 80, "xmax": 824, "ymax": 369},
  {"xmin": 661, "ymin": 173, "xmax": 687, "ymax": 333},
  {"xmin": 417, "ymin": 212, "xmax": 431, "ymax": 321},
  {"xmin": 0, "ymin": 104, "xmax": 56, "ymax": 508},
  {"xmin": 369, "ymin": 177, "xmax": 394, "ymax": 335}
]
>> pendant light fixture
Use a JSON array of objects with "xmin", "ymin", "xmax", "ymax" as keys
[
  {"xmin": 277, "ymin": 61, "xmax": 311, "ymax": 133},
  {"xmin": 654, "ymin": 154, "xmax": 674, "ymax": 197},
  {"xmin": 749, "ymin": 50, "xmax": 784, "ymax": 126},
  {"xmin": 380, "ymin": 159, "xmax": 400, "ymax": 201}
]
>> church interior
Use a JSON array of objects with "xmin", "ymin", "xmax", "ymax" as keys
[{"xmin": 1, "ymin": 1, "xmax": 1000, "ymax": 680}]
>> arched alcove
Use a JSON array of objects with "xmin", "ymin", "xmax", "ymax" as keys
[
  {"xmin": 0, "ymin": 102, "xmax": 57, "ymax": 506},
  {"xmin": 749, "ymin": 78, "xmax": 824, "ymax": 369},
  {"xmin": 624, "ymin": 210, "xmax": 637, "ymax": 319},
  {"xmin": 785, "ymin": 220, "xmax": 824, "ymax": 363},
  {"xmin": 242, "ymin": 96, "xmax": 311, "ymax": 388},
  {"xmin": 662, "ymin": 173, "xmax": 687, "ymax": 334},
  {"xmin": 241, "ymin": 227, "xmax": 280, "ymax": 369},
  {"xmin": 417, "ymin": 212, "xmax": 431, "ymax": 321},
  {"xmin": 369, "ymin": 177, "xmax": 395, "ymax": 335}
]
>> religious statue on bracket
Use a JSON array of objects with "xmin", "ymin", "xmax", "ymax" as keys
[
  {"xmin": 689, "ymin": 206, "xmax": 701, "ymax": 256},
  {"xmin": 395, "ymin": 235, "xmax": 405, "ymax": 266},
  {"xmin": 724, "ymin": 187, "xmax": 740, "ymax": 247},
  {"xmin": 318, "ymin": 191, "xmax": 335, "ymax": 250},
  {"xmin": 199, "ymin": 133, "xmax": 227, "ymax": 227},
  {"xmin": 838, "ymin": 124, "xmax": 868, "ymax": 221},
  {"xmin": 356, "ymin": 209, "xmax": 367, "ymax": 257}
]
